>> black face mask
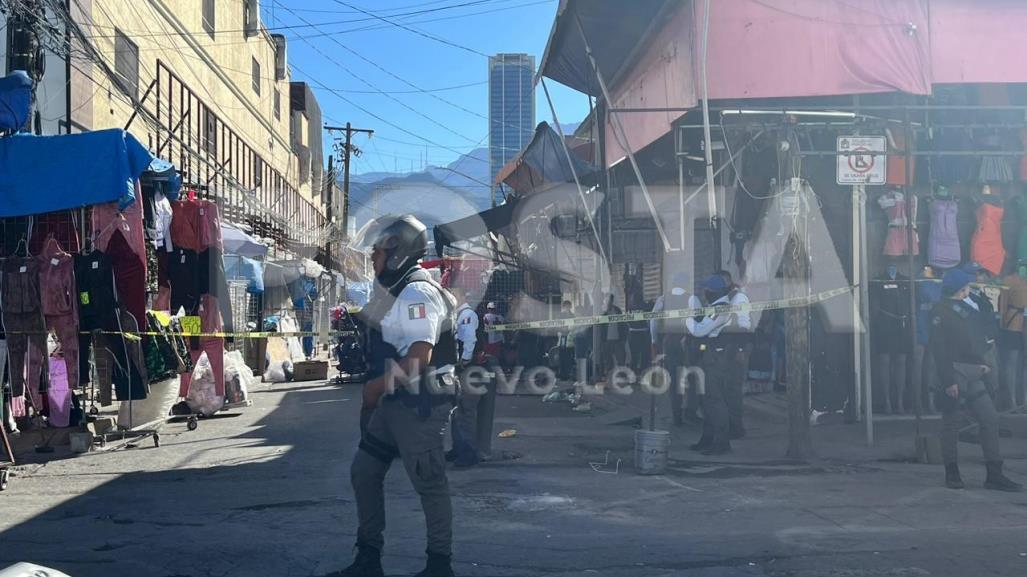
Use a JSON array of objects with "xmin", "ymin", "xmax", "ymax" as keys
[{"xmin": 706, "ymin": 289, "xmax": 729, "ymax": 303}]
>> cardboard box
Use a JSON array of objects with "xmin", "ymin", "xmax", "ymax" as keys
[{"xmin": 293, "ymin": 360, "xmax": 329, "ymax": 381}]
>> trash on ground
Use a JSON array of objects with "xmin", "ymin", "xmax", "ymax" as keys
[
  {"xmin": 572, "ymin": 402, "xmax": 592, "ymax": 413},
  {"xmin": 498, "ymin": 429, "xmax": 517, "ymax": 438}
]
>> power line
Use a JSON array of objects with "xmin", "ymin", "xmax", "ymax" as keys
[
  {"xmin": 331, "ymin": 0, "xmax": 490, "ymax": 58},
  {"xmin": 275, "ymin": 5, "xmax": 482, "ymax": 144},
  {"xmin": 78, "ymin": 0, "xmax": 511, "ymax": 40}
]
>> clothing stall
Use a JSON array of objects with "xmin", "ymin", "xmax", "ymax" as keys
[{"xmin": 0, "ymin": 104, "xmax": 247, "ymax": 458}]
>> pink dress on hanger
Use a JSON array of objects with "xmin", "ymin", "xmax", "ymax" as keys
[{"xmin": 878, "ymin": 191, "xmax": 919, "ymax": 256}]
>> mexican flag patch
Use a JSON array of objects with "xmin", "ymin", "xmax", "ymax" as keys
[{"xmin": 408, "ymin": 303, "xmax": 427, "ymax": 320}]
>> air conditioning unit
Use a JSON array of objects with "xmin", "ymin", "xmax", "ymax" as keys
[
  {"xmin": 272, "ymin": 34, "xmax": 287, "ymax": 81},
  {"xmin": 244, "ymin": 0, "xmax": 260, "ymax": 37}
]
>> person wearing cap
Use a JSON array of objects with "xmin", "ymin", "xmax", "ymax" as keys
[
  {"xmin": 716, "ymin": 270, "xmax": 754, "ymax": 439},
  {"xmin": 930, "ymin": 268, "xmax": 1022, "ymax": 492},
  {"xmin": 481, "ymin": 302, "xmax": 504, "ymax": 362},
  {"xmin": 447, "ymin": 288, "xmax": 481, "ymax": 468},
  {"xmin": 686, "ymin": 275, "xmax": 752, "ymax": 455},
  {"xmin": 651, "ymin": 271, "xmax": 700, "ymax": 426}
]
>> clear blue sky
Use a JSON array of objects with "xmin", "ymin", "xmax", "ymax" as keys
[{"xmin": 261, "ymin": 0, "xmax": 589, "ymax": 176}]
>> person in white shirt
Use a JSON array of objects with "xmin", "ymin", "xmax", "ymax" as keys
[
  {"xmin": 482, "ymin": 302, "xmax": 505, "ymax": 360},
  {"xmin": 650, "ymin": 272, "xmax": 701, "ymax": 426},
  {"xmin": 686, "ymin": 274, "xmax": 752, "ymax": 455},
  {"xmin": 448, "ymin": 289, "xmax": 482, "ymax": 468},
  {"xmin": 717, "ymin": 270, "xmax": 754, "ymax": 439}
]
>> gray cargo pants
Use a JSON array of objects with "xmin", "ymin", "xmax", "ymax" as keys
[
  {"xmin": 351, "ymin": 399, "xmax": 452, "ymax": 556},
  {"xmin": 940, "ymin": 362, "xmax": 1001, "ymax": 465}
]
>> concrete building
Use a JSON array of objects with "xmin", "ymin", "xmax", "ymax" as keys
[
  {"xmin": 0, "ymin": 0, "xmax": 330, "ymax": 255},
  {"xmin": 488, "ymin": 53, "xmax": 535, "ymax": 206}
]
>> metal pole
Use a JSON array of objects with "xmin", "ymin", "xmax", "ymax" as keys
[
  {"xmin": 852, "ymin": 184, "xmax": 862, "ymax": 423},
  {"xmin": 859, "ymin": 183, "xmax": 874, "ymax": 446},
  {"xmin": 700, "ymin": 0, "xmax": 717, "ymax": 224}
]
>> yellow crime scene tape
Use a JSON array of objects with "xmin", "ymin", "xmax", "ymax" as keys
[{"xmin": 492, "ymin": 285, "xmax": 856, "ymax": 332}]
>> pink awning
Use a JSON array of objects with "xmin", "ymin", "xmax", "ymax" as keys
[
  {"xmin": 541, "ymin": 0, "xmax": 1027, "ymax": 167},
  {"xmin": 604, "ymin": 6, "xmax": 697, "ymax": 167}
]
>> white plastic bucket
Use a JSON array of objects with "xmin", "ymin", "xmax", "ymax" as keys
[{"xmin": 634, "ymin": 429, "xmax": 670, "ymax": 475}]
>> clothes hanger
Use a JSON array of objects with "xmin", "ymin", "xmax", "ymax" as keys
[{"xmin": 14, "ymin": 234, "xmax": 29, "ymax": 258}]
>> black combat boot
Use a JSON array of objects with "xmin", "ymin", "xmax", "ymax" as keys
[
  {"xmin": 689, "ymin": 435, "xmax": 713, "ymax": 452},
  {"xmin": 984, "ymin": 461, "xmax": 1024, "ymax": 492},
  {"xmin": 413, "ymin": 551, "xmax": 455, "ymax": 577},
  {"xmin": 944, "ymin": 463, "xmax": 965, "ymax": 489},
  {"xmin": 330, "ymin": 544, "xmax": 384, "ymax": 577}
]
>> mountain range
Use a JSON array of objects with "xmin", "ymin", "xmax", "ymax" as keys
[{"xmin": 343, "ymin": 121, "xmax": 582, "ymax": 226}]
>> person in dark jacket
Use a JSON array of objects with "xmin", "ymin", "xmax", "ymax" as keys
[{"xmin": 930, "ymin": 268, "xmax": 1022, "ymax": 492}]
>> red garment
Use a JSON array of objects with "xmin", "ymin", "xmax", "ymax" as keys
[
  {"xmin": 107, "ymin": 229, "xmax": 148, "ymax": 327},
  {"xmin": 878, "ymin": 191, "xmax": 919, "ymax": 256},
  {"xmin": 972, "ymin": 202, "xmax": 1006, "ymax": 276},
  {"xmin": 170, "ymin": 199, "xmax": 222, "ymax": 252},
  {"xmin": 37, "ymin": 239, "xmax": 80, "ymax": 389}
]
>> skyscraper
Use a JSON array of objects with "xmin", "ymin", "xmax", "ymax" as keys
[{"xmin": 489, "ymin": 53, "xmax": 535, "ymax": 206}]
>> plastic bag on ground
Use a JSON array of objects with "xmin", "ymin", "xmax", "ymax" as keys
[
  {"xmin": 263, "ymin": 359, "xmax": 294, "ymax": 383},
  {"xmin": 223, "ymin": 350, "xmax": 254, "ymax": 404},
  {"xmin": 185, "ymin": 352, "xmax": 224, "ymax": 416}
]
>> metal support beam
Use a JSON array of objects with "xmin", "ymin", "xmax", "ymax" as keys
[{"xmin": 573, "ymin": 13, "xmax": 672, "ymax": 253}]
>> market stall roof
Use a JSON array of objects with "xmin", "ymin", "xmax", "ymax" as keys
[
  {"xmin": 433, "ymin": 197, "xmax": 520, "ymax": 258},
  {"xmin": 0, "ymin": 129, "xmax": 152, "ymax": 216},
  {"xmin": 0, "ymin": 71, "xmax": 32, "ymax": 132},
  {"xmin": 494, "ymin": 121, "xmax": 599, "ymax": 195},
  {"xmin": 222, "ymin": 221, "xmax": 268, "ymax": 258},
  {"xmin": 538, "ymin": 0, "xmax": 675, "ymax": 96}
]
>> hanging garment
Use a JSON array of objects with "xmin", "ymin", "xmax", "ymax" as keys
[
  {"xmin": 999, "ymin": 274, "xmax": 1027, "ymax": 334},
  {"xmin": 971, "ymin": 201, "xmax": 1006, "ymax": 276},
  {"xmin": 75, "ymin": 251, "xmax": 148, "ymax": 404},
  {"xmin": 878, "ymin": 191, "xmax": 919, "ymax": 256},
  {"xmin": 1, "ymin": 257, "xmax": 47, "ymax": 398},
  {"xmin": 1017, "ymin": 197, "xmax": 1027, "ymax": 263},
  {"xmin": 916, "ymin": 277, "xmax": 943, "ymax": 347},
  {"xmin": 178, "ymin": 294, "xmax": 225, "ymax": 398},
  {"xmin": 37, "ymin": 240, "xmax": 80, "ymax": 389},
  {"xmin": 927, "ymin": 199, "xmax": 960, "ymax": 269},
  {"xmin": 871, "ymin": 274, "xmax": 912, "ymax": 353},
  {"xmin": 886, "ymin": 128, "xmax": 915, "ymax": 186},
  {"xmin": 46, "ymin": 357, "xmax": 71, "ymax": 428},
  {"xmin": 106, "ymin": 230, "xmax": 148, "ymax": 328},
  {"xmin": 170, "ymin": 199, "xmax": 222, "ymax": 252}
]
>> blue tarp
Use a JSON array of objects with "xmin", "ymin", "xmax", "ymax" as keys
[
  {"xmin": 0, "ymin": 128, "xmax": 153, "ymax": 216},
  {"xmin": 225, "ymin": 255, "xmax": 265, "ymax": 294},
  {"xmin": 0, "ymin": 71, "xmax": 32, "ymax": 132}
]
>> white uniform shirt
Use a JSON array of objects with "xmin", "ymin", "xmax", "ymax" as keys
[
  {"xmin": 380, "ymin": 282, "xmax": 449, "ymax": 357},
  {"xmin": 483, "ymin": 312, "xmax": 505, "ymax": 344},
  {"xmin": 649, "ymin": 290, "xmax": 701, "ymax": 344},
  {"xmin": 686, "ymin": 291, "xmax": 753, "ymax": 338},
  {"xmin": 455, "ymin": 304, "xmax": 479, "ymax": 361}
]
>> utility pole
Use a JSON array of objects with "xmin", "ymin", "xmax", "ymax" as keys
[{"xmin": 325, "ymin": 123, "xmax": 374, "ymax": 242}]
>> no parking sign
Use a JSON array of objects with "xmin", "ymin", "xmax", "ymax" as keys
[{"xmin": 836, "ymin": 136, "xmax": 887, "ymax": 185}]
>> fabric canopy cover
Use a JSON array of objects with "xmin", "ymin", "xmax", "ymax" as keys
[
  {"xmin": 542, "ymin": 0, "xmax": 1027, "ymax": 166},
  {"xmin": 222, "ymin": 221, "xmax": 268, "ymax": 258},
  {"xmin": 494, "ymin": 121, "xmax": 599, "ymax": 195},
  {"xmin": 0, "ymin": 128, "xmax": 153, "ymax": 216},
  {"xmin": 433, "ymin": 198, "xmax": 520, "ymax": 257},
  {"xmin": 0, "ymin": 71, "xmax": 32, "ymax": 132}
]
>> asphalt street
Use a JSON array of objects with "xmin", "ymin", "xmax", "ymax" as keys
[{"xmin": 2, "ymin": 379, "xmax": 1027, "ymax": 576}]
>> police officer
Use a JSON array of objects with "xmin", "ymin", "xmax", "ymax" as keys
[
  {"xmin": 448, "ymin": 288, "xmax": 481, "ymax": 468},
  {"xmin": 687, "ymin": 275, "xmax": 752, "ymax": 455},
  {"xmin": 650, "ymin": 272, "xmax": 695, "ymax": 426},
  {"xmin": 931, "ymin": 268, "xmax": 1022, "ymax": 492},
  {"xmin": 336, "ymin": 215, "xmax": 459, "ymax": 577},
  {"xmin": 717, "ymin": 270, "xmax": 753, "ymax": 439}
]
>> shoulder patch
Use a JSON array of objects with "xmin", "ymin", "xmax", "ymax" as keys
[{"xmin": 408, "ymin": 303, "xmax": 427, "ymax": 320}]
